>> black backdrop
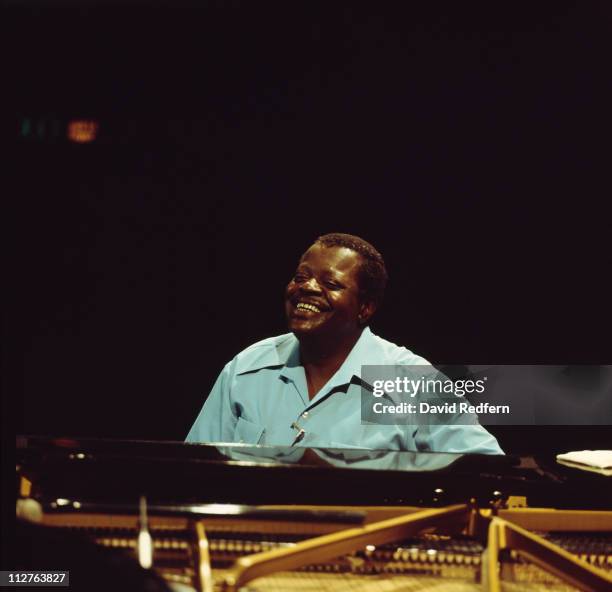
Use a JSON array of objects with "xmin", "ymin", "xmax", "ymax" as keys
[{"xmin": 5, "ymin": 1, "xmax": 611, "ymax": 451}]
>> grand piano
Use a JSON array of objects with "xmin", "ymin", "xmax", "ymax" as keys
[{"xmin": 14, "ymin": 436, "xmax": 612, "ymax": 591}]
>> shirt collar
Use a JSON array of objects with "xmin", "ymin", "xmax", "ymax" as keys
[
  {"xmin": 234, "ymin": 327, "xmax": 376, "ymax": 390},
  {"xmin": 234, "ymin": 333, "xmax": 297, "ymax": 376},
  {"xmin": 325, "ymin": 326, "xmax": 375, "ymax": 388},
  {"xmin": 279, "ymin": 327, "xmax": 375, "ymax": 390}
]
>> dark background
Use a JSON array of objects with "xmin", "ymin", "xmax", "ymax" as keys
[{"xmin": 5, "ymin": 1, "xmax": 611, "ymax": 452}]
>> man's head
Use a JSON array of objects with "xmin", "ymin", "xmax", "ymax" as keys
[{"xmin": 285, "ymin": 233, "xmax": 387, "ymax": 340}]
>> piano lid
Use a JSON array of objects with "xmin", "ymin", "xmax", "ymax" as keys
[{"xmin": 16, "ymin": 436, "xmax": 612, "ymax": 510}]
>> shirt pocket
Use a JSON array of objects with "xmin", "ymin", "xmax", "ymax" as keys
[{"xmin": 234, "ymin": 417, "xmax": 265, "ymax": 444}]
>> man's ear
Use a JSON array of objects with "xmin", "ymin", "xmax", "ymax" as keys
[{"xmin": 358, "ymin": 300, "xmax": 377, "ymax": 325}]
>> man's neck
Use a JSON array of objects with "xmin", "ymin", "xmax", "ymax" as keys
[{"xmin": 298, "ymin": 329, "xmax": 364, "ymax": 399}]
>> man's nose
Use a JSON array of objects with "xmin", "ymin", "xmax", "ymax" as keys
[{"xmin": 300, "ymin": 277, "xmax": 323, "ymax": 293}]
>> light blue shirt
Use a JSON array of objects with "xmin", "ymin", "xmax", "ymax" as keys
[{"xmin": 187, "ymin": 328, "xmax": 503, "ymax": 454}]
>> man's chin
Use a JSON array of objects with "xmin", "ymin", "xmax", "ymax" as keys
[{"xmin": 287, "ymin": 319, "xmax": 325, "ymax": 338}]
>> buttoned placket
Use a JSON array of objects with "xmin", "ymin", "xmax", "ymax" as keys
[
  {"xmin": 291, "ymin": 409, "xmax": 310, "ymax": 432},
  {"xmin": 280, "ymin": 331, "xmax": 370, "ymax": 445}
]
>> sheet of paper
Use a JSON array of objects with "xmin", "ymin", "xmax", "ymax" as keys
[{"xmin": 556, "ymin": 450, "xmax": 612, "ymax": 469}]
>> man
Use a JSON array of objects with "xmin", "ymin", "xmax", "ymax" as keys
[{"xmin": 187, "ymin": 233, "xmax": 502, "ymax": 454}]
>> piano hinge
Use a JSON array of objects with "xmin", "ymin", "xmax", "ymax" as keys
[{"xmin": 506, "ymin": 496, "xmax": 528, "ymax": 509}]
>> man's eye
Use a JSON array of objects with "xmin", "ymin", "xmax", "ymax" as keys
[
  {"xmin": 293, "ymin": 274, "xmax": 307, "ymax": 282},
  {"xmin": 324, "ymin": 281, "xmax": 342, "ymax": 290}
]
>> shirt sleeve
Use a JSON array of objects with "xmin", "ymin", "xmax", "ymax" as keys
[
  {"xmin": 414, "ymin": 423, "xmax": 504, "ymax": 454},
  {"xmin": 186, "ymin": 361, "xmax": 238, "ymax": 443},
  {"xmin": 401, "ymin": 363, "xmax": 504, "ymax": 455}
]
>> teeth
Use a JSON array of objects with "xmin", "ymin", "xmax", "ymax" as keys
[{"xmin": 296, "ymin": 302, "xmax": 321, "ymax": 313}]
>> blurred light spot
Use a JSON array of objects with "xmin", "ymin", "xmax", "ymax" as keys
[{"xmin": 67, "ymin": 120, "xmax": 99, "ymax": 143}]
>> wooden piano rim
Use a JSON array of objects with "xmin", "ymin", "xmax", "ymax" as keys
[{"xmin": 41, "ymin": 505, "xmax": 612, "ymax": 532}]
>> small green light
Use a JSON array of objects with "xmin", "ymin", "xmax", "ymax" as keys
[{"xmin": 21, "ymin": 118, "xmax": 31, "ymax": 137}]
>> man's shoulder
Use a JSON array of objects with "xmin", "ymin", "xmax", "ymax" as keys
[
  {"xmin": 367, "ymin": 330, "xmax": 432, "ymax": 366},
  {"xmin": 231, "ymin": 333, "xmax": 297, "ymax": 375}
]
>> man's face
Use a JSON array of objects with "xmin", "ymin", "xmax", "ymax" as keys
[{"xmin": 285, "ymin": 244, "xmax": 374, "ymax": 339}]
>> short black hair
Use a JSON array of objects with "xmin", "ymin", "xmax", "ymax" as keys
[{"xmin": 314, "ymin": 232, "xmax": 388, "ymax": 306}]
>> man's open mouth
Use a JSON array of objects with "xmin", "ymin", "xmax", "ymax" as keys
[{"xmin": 295, "ymin": 302, "xmax": 323, "ymax": 313}]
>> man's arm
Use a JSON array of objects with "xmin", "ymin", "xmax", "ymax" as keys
[{"xmin": 186, "ymin": 361, "xmax": 238, "ymax": 443}]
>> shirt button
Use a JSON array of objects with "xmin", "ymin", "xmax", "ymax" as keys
[{"xmin": 301, "ymin": 411, "xmax": 309, "ymax": 419}]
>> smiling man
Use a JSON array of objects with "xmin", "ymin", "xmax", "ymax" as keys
[{"xmin": 187, "ymin": 233, "xmax": 502, "ymax": 454}]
